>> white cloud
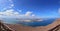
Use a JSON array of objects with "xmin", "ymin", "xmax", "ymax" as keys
[
  {"xmin": 22, "ymin": 20, "xmax": 32, "ymax": 22},
  {"xmin": 17, "ymin": 9, "xmax": 22, "ymax": 12},
  {"xmin": 0, "ymin": 9, "xmax": 19, "ymax": 16},
  {"xmin": 0, "ymin": 9, "xmax": 36, "ymax": 17},
  {"xmin": 25, "ymin": 11, "xmax": 32, "ymax": 16},
  {"xmin": 2, "ymin": 8, "xmax": 7, "ymax": 10},
  {"xmin": 19, "ymin": 10, "xmax": 22, "ymax": 12},
  {"xmin": 32, "ymin": 14, "xmax": 35, "ymax": 17},
  {"xmin": 8, "ymin": 4, "xmax": 14, "ymax": 8},
  {"xmin": 0, "ymin": 0, "xmax": 42, "ymax": 22},
  {"xmin": 10, "ymin": 4, "xmax": 14, "ymax": 7},
  {"xmin": 19, "ymin": 19, "xmax": 43, "ymax": 22},
  {"xmin": 0, "ymin": 9, "xmax": 42, "ymax": 22}
]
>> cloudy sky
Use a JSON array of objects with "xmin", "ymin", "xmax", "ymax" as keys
[{"xmin": 0, "ymin": 0, "xmax": 60, "ymax": 18}]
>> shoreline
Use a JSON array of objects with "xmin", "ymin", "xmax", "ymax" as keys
[{"xmin": 5, "ymin": 19, "xmax": 60, "ymax": 31}]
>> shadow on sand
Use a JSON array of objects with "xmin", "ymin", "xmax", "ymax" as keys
[{"xmin": 49, "ymin": 24, "xmax": 60, "ymax": 31}]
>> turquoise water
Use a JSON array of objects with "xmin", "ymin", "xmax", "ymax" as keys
[{"xmin": 2, "ymin": 18, "xmax": 56, "ymax": 27}]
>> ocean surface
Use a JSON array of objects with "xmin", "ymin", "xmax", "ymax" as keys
[
  {"xmin": 20, "ymin": 18, "xmax": 56, "ymax": 27},
  {"xmin": 1, "ymin": 18, "xmax": 56, "ymax": 27}
]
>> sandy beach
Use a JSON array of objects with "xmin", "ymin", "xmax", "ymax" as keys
[{"xmin": 5, "ymin": 19, "xmax": 60, "ymax": 31}]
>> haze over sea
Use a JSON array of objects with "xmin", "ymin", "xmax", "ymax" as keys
[{"xmin": 1, "ymin": 18, "xmax": 56, "ymax": 27}]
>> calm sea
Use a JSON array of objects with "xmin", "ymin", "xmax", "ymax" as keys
[{"xmin": 1, "ymin": 18, "xmax": 56, "ymax": 27}]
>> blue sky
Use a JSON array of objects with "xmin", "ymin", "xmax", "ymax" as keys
[
  {"xmin": 0, "ymin": 0, "xmax": 60, "ymax": 24},
  {"xmin": 12, "ymin": 0, "xmax": 60, "ymax": 18},
  {"xmin": 0, "ymin": 0, "xmax": 60, "ymax": 18}
]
